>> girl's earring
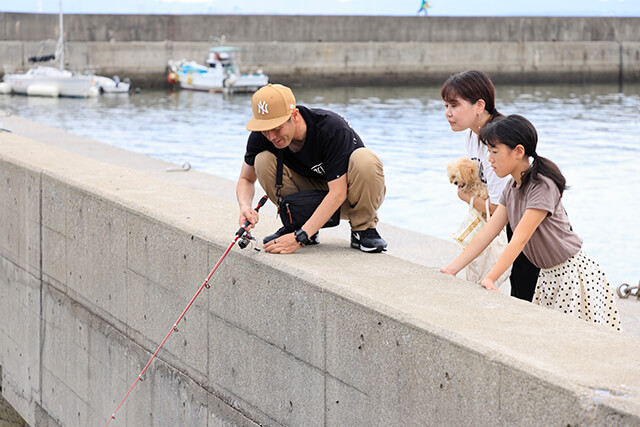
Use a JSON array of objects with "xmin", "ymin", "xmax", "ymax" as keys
[{"xmin": 478, "ymin": 111, "xmax": 482, "ymax": 128}]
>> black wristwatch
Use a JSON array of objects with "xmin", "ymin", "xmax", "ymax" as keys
[{"xmin": 294, "ymin": 229, "xmax": 310, "ymax": 246}]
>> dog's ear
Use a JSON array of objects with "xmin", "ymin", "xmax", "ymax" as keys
[
  {"xmin": 446, "ymin": 161, "xmax": 457, "ymax": 182},
  {"xmin": 459, "ymin": 159, "xmax": 479, "ymax": 185}
]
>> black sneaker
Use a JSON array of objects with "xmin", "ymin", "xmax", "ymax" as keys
[
  {"xmin": 350, "ymin": 228, "xmax": 387, "ymax": 253},
  {"xmin": 263, "ymin": 227, "xmax": 319, "ymax": 245}
]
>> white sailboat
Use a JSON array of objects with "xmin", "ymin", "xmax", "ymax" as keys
[{"xmin": 2, "ymin": 3, "xmax": 96, "ymax": 98}]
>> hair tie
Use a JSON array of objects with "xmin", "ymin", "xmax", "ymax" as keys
[
  {"xmin": 531, "ymin": 151, "xmax": 538, "ymax": 159},
  {"xmin": 488, "ymin": 107, "xmax": 498, "ymax": 115}
]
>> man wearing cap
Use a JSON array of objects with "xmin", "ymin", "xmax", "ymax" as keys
[{"xmin": 236, "ymin": 83, "xmax": 387, "ymax": 254}]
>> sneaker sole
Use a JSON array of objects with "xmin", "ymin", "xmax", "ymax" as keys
[{"xmin": 351, "ymin": 242, "xmax": 386, "ymax": 253}]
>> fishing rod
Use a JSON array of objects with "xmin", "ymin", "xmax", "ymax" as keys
[{"xmin": 104, "ymin": 195, "xmax": 268, "ymax": 426}]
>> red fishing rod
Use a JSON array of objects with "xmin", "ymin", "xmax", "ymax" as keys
[{"xmin": 104, "ymin": 195, "xmax": 268, "ymax": 426}]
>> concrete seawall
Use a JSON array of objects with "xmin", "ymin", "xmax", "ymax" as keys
[
  {"xmin": 2, "ymin": 118, "xmax": 640, "ymax": 425},
  {"xmin": 1, "ymin": 13, "xmax": 639, "ymax": 85}
]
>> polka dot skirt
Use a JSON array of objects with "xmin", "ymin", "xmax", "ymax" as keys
[{"xmin": 534, "ymin": 250, "xmax": 621, "ymax": 331}]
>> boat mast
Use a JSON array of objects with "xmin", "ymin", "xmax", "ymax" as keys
[{"xmin": 57, "ymin": 0, "xmax": 64, "ymax": 70}]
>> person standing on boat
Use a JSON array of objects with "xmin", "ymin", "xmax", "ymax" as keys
[{"xmin": 236, "ymin": 84, "xmax": 388, "ymax": 254}]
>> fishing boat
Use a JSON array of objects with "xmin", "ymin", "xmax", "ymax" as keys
[
  {"xmin": 168, "ymin": 46, "xmax": 268, "ymax": 93},
  {"xmin": 92, "ymin": 75, "xmax": 131, "ymax": 94}
]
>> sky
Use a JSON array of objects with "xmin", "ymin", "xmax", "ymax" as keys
[{"xmin": 1, "ymin": 0, "xmax": 639, "ymax": 16}]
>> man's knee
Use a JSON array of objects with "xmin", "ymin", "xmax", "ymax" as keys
[
  {"xmin": 254, "ymin": 151, "xmax": 277, "ymax": 177},
  {"xmin": 348, "ymin": 148, "xmax": 384, "ymax": 181}
]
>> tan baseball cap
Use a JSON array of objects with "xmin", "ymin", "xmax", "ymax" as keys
[{"xmin": 246, "ymin": 84, "xmax": 296, "ymax": 131}]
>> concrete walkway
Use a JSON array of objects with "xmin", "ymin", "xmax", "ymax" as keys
[{"xmin": 3, "ymin": 110, "xmax": 640, "ymax": 338}]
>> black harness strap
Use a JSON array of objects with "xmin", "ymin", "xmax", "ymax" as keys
[{"xmin": 275, "ymin": 150, "xmax": 284, "ymax": 205}]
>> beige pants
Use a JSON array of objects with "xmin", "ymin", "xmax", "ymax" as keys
[{"xmin": 254, "ymin": 148, "xmax": 386, "ymax": 230}]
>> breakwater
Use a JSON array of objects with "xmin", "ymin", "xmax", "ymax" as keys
[
  {"xmin": 0, "ymin": 13, "xmax": 639, "ymax": 86},
  {"xmin": 1, "ymin": 115, "xmax": 640, "ymax": 425}
]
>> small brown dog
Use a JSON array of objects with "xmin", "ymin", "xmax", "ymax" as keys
[{"xmin": 446, "ymin": 157, "xmax": 489, "ymax": 200}]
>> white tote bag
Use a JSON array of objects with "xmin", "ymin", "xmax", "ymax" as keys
[
  {"xmin": 451, "ymin": 197, "xmax": 511, "ymax": 287},
  {"xmin": 450, "ymin": 196, "xmax": 485, "ymax": 247}
]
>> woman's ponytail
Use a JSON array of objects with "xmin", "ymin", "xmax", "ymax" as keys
[{"xmin": 487, "ymin": 107, "xmax": 502, "ymax": 124}]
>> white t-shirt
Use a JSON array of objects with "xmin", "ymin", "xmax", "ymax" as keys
[{"xmin": 464, "ymin": 130, "xmax": 510, "ymax": 204}]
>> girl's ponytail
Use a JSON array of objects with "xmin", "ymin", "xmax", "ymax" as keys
[{"xmin": 522, "ymin": 154, "xmax": 567, "ymax": 196}]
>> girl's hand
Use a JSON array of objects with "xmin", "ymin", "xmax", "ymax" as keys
[
  {"xmin": 440, "ymin": 265, "xmax": 458, "ymax": 276},
  {"xmin": 480, "ymin": 276, "xmax": 499, "ymax": 292}
]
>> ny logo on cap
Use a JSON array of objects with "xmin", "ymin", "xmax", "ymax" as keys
[{"xmin": 257, "ymin": 100, "xmax": 269, "ymax": 115}]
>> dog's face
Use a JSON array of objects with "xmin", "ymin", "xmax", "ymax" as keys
[{"xmin": 447, "ymin": 157, "xmax": 480, "ymax": 189}]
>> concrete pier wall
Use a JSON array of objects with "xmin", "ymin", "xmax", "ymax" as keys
[
  {"xmin": 2, "ymin": 125, "xmax": 640, "ymax": 425},
  {"xmin": 1, "ymin": 13, "xmax": 639, "ymax": 85}
]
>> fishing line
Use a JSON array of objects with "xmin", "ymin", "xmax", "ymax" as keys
[{"xmin": 104, "ymin": 195, "xmax": 268, "ymax": 426}]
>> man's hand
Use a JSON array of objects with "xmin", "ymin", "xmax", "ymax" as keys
[
  {"xmin": 239, "ymin": 207, "xmax": 259, "ymax": 229},
  {"xmin": 263, "ymin": 232, "xmax": 301, "ymax": 254}
]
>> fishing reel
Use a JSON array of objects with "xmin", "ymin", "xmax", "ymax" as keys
[
  {"xmin": 236, "ymin": 196, "xmax": 268, "ymax": 252},
  {"xmin": 238, "ymin": 230, "xmax": 260, "ymax": 251}
]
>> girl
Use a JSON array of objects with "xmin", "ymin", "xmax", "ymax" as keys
[
  {"xmin": 441, "ymin": 115, "xmax": 620, "ymax": 330},
  {"xmin": 441, "ymin": 70, "xmax": 540, "ymax": 301}
]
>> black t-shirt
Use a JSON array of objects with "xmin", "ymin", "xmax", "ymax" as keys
[{"xmin": 244, "ymin": 106, "xmax": 365, "ymax": 182}]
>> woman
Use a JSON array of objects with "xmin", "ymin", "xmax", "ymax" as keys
[{"xmin": 441, "ymin": 70, "xmax": 540, "ymax": 301}]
